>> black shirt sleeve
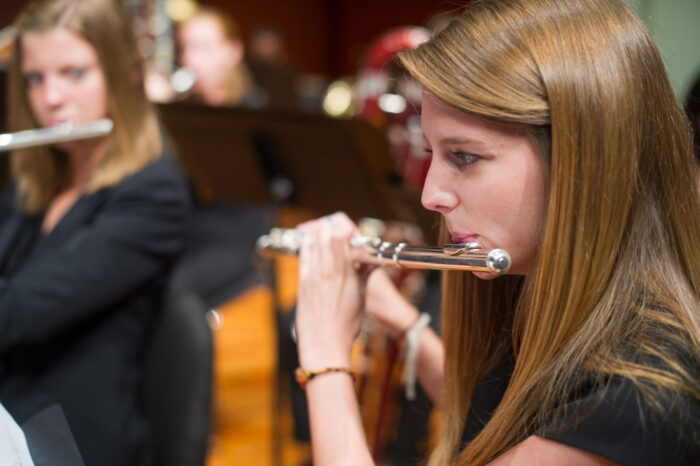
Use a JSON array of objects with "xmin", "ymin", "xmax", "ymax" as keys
[
  {"xmin": 0, "ymin": 156, "xmax": 191, "ymax": 352},
  {"xmin": 541, "ymin": 379, "xmax": 700, "ymax": 466}
]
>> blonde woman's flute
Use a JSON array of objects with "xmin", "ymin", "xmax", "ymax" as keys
[{"xmin": 0, "ymin": 119, "xmax": 113, "ymax": 152}]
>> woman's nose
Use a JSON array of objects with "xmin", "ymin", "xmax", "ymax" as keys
[
  {"xmin": 421, "ymin": 160, "xmax": 457, "ymax": 213},
  {"xmin": 43, "ymin": 75, "xmax": 65, "ymax": 107}
]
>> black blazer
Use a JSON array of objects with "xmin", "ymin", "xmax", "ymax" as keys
[{"xmin": 0, "ymin": 155, "xmax": 191, "ymax": 466}]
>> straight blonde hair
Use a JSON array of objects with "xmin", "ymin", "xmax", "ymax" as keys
[
  {"xmin": 9, "ymin": 0, "xmax": 162, "ymax": 214},
  {"xmin": 399, "ymin": 0, "xmax": 700, "ymax": 463}
]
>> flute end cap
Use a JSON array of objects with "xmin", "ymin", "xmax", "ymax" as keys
[{"xmin": 487, "ymin": 249, "xmax": 511, "ymax": 275}]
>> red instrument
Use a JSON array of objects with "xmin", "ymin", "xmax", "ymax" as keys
[{"xmin": 356, "ymin": 26, "xmax": 432, "ymax": 191}]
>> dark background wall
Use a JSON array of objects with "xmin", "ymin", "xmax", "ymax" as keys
[
  {"xmin": 0, "ymin": 1, "xmax": 24, "ymax": 30},
  {"xmin": 201, "ymin": 0, "xmax": 460, "ymax": 76},
  {"xmin": 0, "ymin": 0, "xmax": 461, "ymax": 78}
]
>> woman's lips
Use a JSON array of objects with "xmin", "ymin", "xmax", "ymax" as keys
[{"xmin": 450, "ymin": 233, "xmax": 478, "ymax": 244}]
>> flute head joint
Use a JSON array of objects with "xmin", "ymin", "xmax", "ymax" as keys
[{"xmin": 443, "ymin": 242, "xmax": 483, "ymax": 256}]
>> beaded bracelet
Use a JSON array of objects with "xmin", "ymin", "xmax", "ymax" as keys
[{"xmin": 294, "ymin": 366, "xmax": 356, "ymax": 389}]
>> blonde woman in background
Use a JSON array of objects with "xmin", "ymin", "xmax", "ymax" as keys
[
  {"xmin": 176, "ymin": 7, "xmax": 256, "ymax": 107},
  {"xmin": 293, "ymin": 0, "xmax": 700, "ymax": 464},
  {"xmin": 0, "ymin": 0, "xmax": 190, "ymax": 464}
]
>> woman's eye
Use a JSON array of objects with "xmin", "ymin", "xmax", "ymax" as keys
[
  {"xmin": 449, "ymin": 150, "xmax": 479, "ymax": 169},
  {"xmin": 25, "ymin": 73, "xmax": 42, "ymax": 88},
  {"xmin": 66, "ymin": 68, "xmax": 85, "ymax": 79},
  {"xmin": 423, "ymin": 147, "xmax": 433, "ymax": 154}
]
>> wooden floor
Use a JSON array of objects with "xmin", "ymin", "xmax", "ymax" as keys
[
  {"xmin": 205, "ymin": 285, "xmax": 277, "ymax": 465},
  {"xmin": 205, "ymin": 208, "xmax": 314, "ymax": 465},
  {"xmin": 204, "ymin": 266, "xmax": 311, "ymax": 466}
]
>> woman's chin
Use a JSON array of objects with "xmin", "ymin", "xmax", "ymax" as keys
[{"xmin": 472, "ymin": 271, "xmax": 500, "ymax": 280}]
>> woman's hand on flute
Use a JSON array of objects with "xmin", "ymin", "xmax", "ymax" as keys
[
  {"xmin": 295, "ymin": 212, "xmax": 376, "ymax": 465},
  {"xmin": 295, "ymin": 212, "xmax": 364, "ymax": 369}
]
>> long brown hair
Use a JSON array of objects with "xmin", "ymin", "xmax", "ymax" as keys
[
  {"xmin": 9, "ymin": 0, "xmax": 162, "ymax": 214},
  {"xmin": 399, "ymin": 0, "xmax": 700, "ymax": 463}
]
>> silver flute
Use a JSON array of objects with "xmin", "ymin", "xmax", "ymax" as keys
[
  {"xmin": 0, "ymin": 119, "xmax": 114, "ymax": 152},
  {"xmin": 256, "ymin": 227, "xmax": 512, "ymax": 275}
]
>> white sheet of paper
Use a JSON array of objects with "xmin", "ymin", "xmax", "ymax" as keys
[{"xmin": 0, "ymin": 402, "xmax": 34, "ymax": 466}]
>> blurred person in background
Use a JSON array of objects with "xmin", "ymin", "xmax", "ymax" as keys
[
  {"xmin": 176, "ymin": 7, "xmax": 301, "ymax": 110},
  {"xmin": 0, "ymin": 0, "xmax": 190, "ymax": 464},
  {"xmin": 247, "ymin": 24, "xmax": 302, "ymax": 110},
  {"xmin": 176, "ymin": 6, "xmax": 258, "ymax": 107}
]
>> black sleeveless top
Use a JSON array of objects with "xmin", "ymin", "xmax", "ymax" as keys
[{"xmin": 460, "ymin": 354, "xmax": 700, "ymax": 465}]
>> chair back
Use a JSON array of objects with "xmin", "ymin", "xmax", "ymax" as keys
[{"xmin": 143, "ymin": 290, "xmax": 213, "ymax": 466}]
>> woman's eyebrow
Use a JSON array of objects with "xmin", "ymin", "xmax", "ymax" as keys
[{"xmin": 439, "ymin": 136, "xmax": 486, "ymax": 146}]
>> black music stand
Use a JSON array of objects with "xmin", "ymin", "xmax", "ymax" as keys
[{"xmin": 158, "ymin": 102, "xmax": 415, "ymax": 222}]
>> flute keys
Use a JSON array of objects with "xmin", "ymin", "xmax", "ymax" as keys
[
  {"xmin": 442, "ymin": 242, "xmax": 483, "ymax": 256},
  {"xmin": 349, "ymin": 236, "xmax": 382, "ymax": 248},
  {"xmin": 256, "ymin": 227, "xmax": 301, "ymax": 255}
]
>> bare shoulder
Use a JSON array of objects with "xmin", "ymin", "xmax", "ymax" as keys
[{"xmin": 489, "ymin": 435, "xmax": 619, "ymax": 466}]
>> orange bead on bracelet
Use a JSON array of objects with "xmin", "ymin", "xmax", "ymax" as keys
[{"xmin": 294, "ymin": 366, "xmax": 356, "ymax": 389}]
